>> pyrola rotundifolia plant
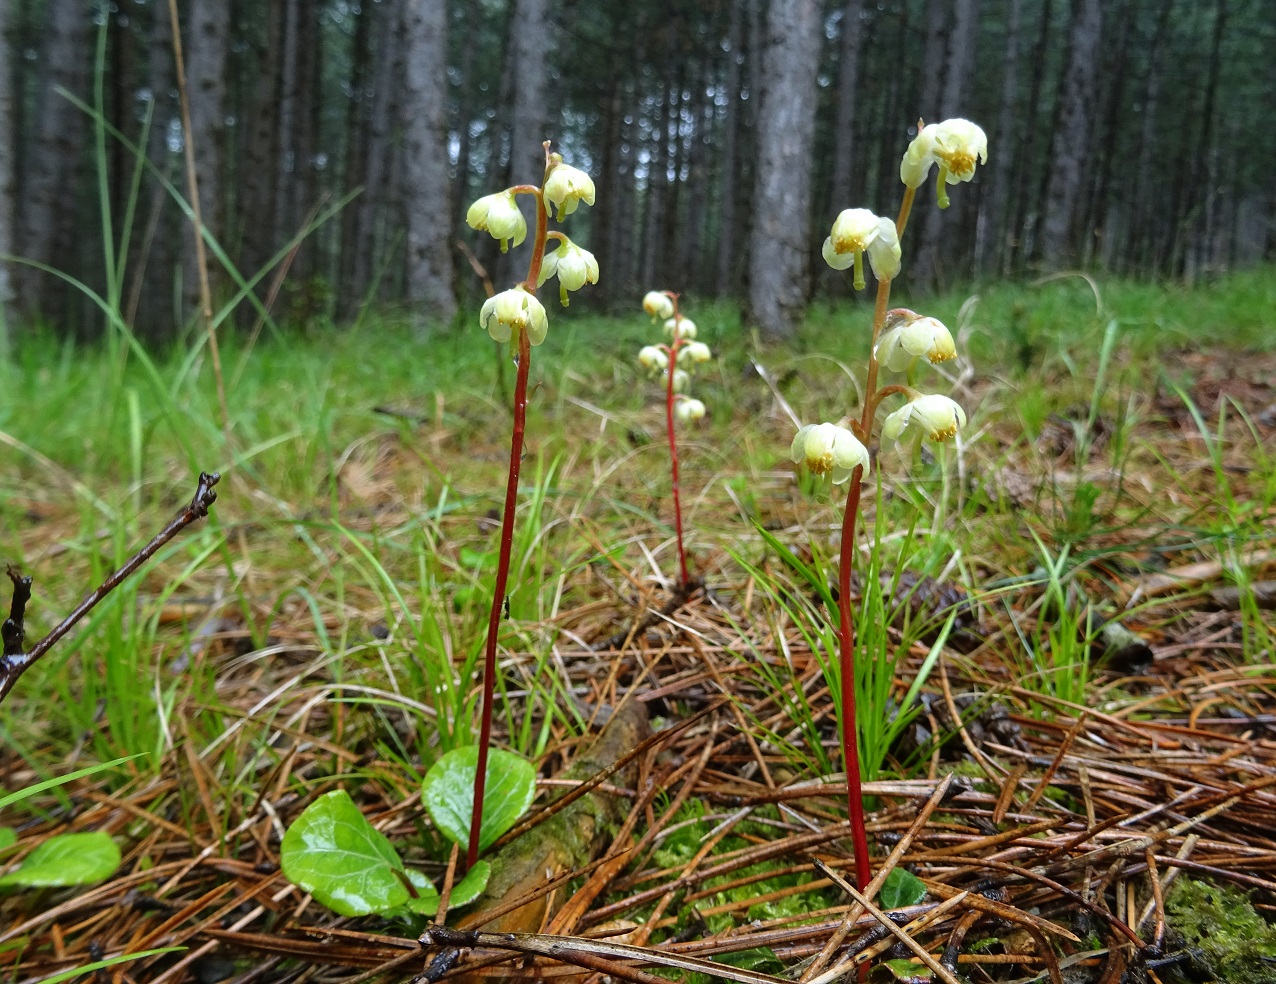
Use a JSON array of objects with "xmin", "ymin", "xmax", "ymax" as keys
[
  {"xmin": 463, "ymin": 142, "xmax": 598, "ymax": 868},
  {"xmin": 638, "ymin": 292, "xmax": 711, "ymax": 587},
  {"xmin": 793, "ymin": 118, "xmax": 985, "ymax": 891}
]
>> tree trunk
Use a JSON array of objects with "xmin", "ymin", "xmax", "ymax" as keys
[
  {"xmin": 183, "ymin": 0, "xmax": 231, "ymax": 316},
  {"xmin": 126, "ymin": 0, "xmax": 181, "ymax": 339},
  {"xmin": 747, "ymin": 0, "xmax": 823, "ymax": 339},
  {"xmin": 910, "ymin": 0, "xmax": 978, "ymax": 290},
  {"xmin": 17, "ymin": 0, "xmax": 91, "ymax": 326},
  {"xmin": 1039, "ymin": 0, "xmax": 1103, "ymax": 267},
  {"xmin": 979, "ymin": 0, "xmax": 1021, "ymax": 274},
  {"xmin": 714, "ymin": 0, "xmax": 745, "ymax": 297},
  {"xmin": 1009, "ymin": 0, "xmax": 1052, "ymax": 270},
  {"xmin": 1129, "ymin": 0, "xmax": 1171, "ymax": 272},
  {"xmin": 499, "ymin": 0, "xmax": 549, "ymax": 288},
  {"xmin": 828, "ymin": 0, "xmax": 865, "ymax": 214},
  {"xmin": 402, "ymin": 0, "xmax": 455, "ymax": 325},
  {"xmin": 0, "ymin": 0, "xmax": 15, "ymax": 324},
  {"xmin": 237, "ymin": 0, "xmax": 282, "ymax": 299}
]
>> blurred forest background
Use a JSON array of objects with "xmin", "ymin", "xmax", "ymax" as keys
[{"xmin": 0, "ymin": 0, "xmax": 1271, "ymax": 342}]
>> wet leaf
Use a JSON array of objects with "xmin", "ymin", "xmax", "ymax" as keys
[
  {"xmin": 402, "ymin": 860, "xmax": 491, "ymax": 916},
  {"xmin": 422, "ymin": 747, "xmax": 536, "ymax": 853},
  {"xmin": 879, "ymin": 867, "xmax": 927, "ymax": 909},
  {"xmin": 0, "ymin": 832, "xmax": 120, "ymax": 887},
  {"xmin": 280, "ymin": 789, "xmax": 436, "ymax": 916}
]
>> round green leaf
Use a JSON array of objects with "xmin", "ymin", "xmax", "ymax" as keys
[
  {"xmin": 280, "ymin": 789, "xmax": 416, "ymax": 916},
  {"xmin": 879, "ymin": 866, "xmax": 927, "ymax": 910},
  {"xmin": 0, "ymin": 832, "xmax": 120, "ymax": 887},
  {"xmin": 404, "ymin": 860, "xmax": 491, "ymax": 916},
  {"xmin": 422, "ymin": 747, "xmax": 536, "ymax": 854}
]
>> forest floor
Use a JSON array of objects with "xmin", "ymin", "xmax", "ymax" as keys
[{"xmin": 1, "ymin": 270, "xmax": 1275, "ymax": 983}]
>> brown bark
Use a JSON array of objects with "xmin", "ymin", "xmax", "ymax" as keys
[
  {"xmin": 979, "ymin": 0, "xmax": 1022, "ymax": 274},
  {"xmin": 17, "ymin": 0, "xmax": 92, "ymax": 325},
  {"xmin": 911, "ymin": 0, "xmax": 979, "ymax": 290},
  {"xmin": 498, "ymin": 0, "xmax": 550, "ymax": 288},
  {"xmin": 747, "ymin": 0, "xmax": 823, "ymax": 338},
  {"xmin": 402, "ymin": 0, "xmax": 456, "ymax": 324},
  {"xmin": 714, "ymin": 0, "xmax": 745, "ymax": 297},
  {"xmin": 1040, "ymin": 0, "xmax": 1104, "ymax": 267},
  {"xmin": 828, "ymin": 0, "xmax": 865, "ymax": 214},
  {"xmin": 236, "ymin": 0, "xmax": 282, "ymax": 295},
  {"xmin": 183, "ymin": 0, "xmax": 230, "ymax": 314},
  {"xmin": 0, "ymin": 0, "xmax": 14, "ymax": 320}
]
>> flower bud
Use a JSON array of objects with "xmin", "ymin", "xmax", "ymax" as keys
[
  {"xmin": 790, "ymin": 423, "xmax": 870, "ymax": 485},
  {"xmin": 675, "ymin": 398, "xmax": 706, "ymax": 423},
  {"xmin": 543, "ymin": 160, "xmax": 595, "ymax": 220},
  {"xmin": 665, "ymin": 368, "xmax": 690, "ymax": 393},
  {"xmin": 679, "ymin": 341, "xmax": 712, "ymax": 364},
  {"xmin": 479, "ymin": 287, "xmax": 549, "ymax": 346},
  {"xmin": 882, "ymin": 394, "xmax": 966, "ymax": 445},
  {"xmin": 663, "ymin": 316, "xmax": 697, "ymax": 341},
  {"xmin": 822, "ymin": 209, "xmax": 901, "ymax": 288},
  {"xmin": 874, "ymin": 316, "xmax": 956, "ymax": 372},
  {"xmin": 643, "ymin": 291, "xmax": 675, "ymax": 320},
  {"xmin": 638, "ymin": 345, "xmax": 668, "ymax": 372},
  {"xmin": 466, "ymin": 190, "xmax": 527, "ymax": 252}
]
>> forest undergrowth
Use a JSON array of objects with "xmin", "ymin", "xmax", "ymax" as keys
[{"xmin": 0, "ymin": 270, "xmax": 1274, "ymax": 983}]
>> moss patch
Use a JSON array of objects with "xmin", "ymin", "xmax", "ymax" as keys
[{"xmin": 1165, "ymin": 877, "xmax": 1276, "ymax": 982}]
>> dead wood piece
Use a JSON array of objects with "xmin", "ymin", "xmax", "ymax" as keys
[
  {"xmin": 1204, "ymin": 580, "xmax": 1276, "ymax": 611},
  {"xmin": 456, "ymin": 700, "xmax": 650, "ymax": 939}
]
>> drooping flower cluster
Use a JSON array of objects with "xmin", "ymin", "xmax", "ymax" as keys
[
  {"xmin": 791, "ymin": 116, "xmax": 982, "ymax": 483},
  {"xmin": 466, "ymin": 152, "xmax": 598, "ymax": 344},
  {"xmin": 639, "ymin": 292, "xmax": 711, "ymax": 423}
]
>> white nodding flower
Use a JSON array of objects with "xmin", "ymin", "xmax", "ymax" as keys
[
  {"xmin": 875, "ymin": 316, "xmax": 956, "ymax": 372},
  {"xmin": 643, "ymin": 291, "xmax": 675, "ymax": 320},
  {"xmin": 822, "ymin": 209, "xmax": 901, "ymax": 288},
  {"xmin": 663, "ymin": 316, "xmax": 697, "ymax": 340},
  {"xmin": 538, "ymin": 239, "xmax": 598, "ymax": 306},
  {"xmin": 790, "ymin": 423, "xmax": 870, "ymax": 485},
  {"xmin": 638, "ymin": 345, "xmax": 668, "ymax": 372},
  {"xmin": 665, "ymin": 368, "xmax": 690, "ymax": 393},
  {"xmin": 466, "ymin": 190, "xmax": 526, "ymax": 252},
  {"xmin": 882, "ymin": 394, "xmax": 967, "ymax": 445},
  {"xmin": 679, "ymin": 341, "xmax": 712, "ymax": 364},
  {"xmin": 675, "ymin": 398, "xmax": 706, "ymax": 423},
  {"xmin": 479, "ymin": 287, "xmax": 549, "ymax": 347},
  {"xmin": 901, "ymin": 119, "xmax": 987, "ymax": 206},
  {"xmin": 543, "ymin": 160, "xmax": 595, "ymax": 220}
]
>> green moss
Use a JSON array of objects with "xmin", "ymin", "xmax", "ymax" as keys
[{"xmin": 1166, "ymin": 877, "xmax": 1276, "ymax": 982}]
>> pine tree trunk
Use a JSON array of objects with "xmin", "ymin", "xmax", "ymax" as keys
[
  {"xmin": 1040, "ymin": 0, "xmax": 1103, "ymax": 267},
  {"xmin": 713, "ymin": 0, "xmax": 745, "ymax": 297},
  {"xmin": 0, "ymin": 0, "xmax": 15, "ymax": 322},
  {"xmin": 1009, "ymin": 0, "xmax": 1052, "ymax": 270},
  {"xmin": 828, "ymin": 0, "xmax": 865, "ymax": 214},
  {"xmin": 237, "ymin": 0, "xmax": 282, "ymax": 299},
  {"xmin": 402, "ymin": 0, "xmax": 455, "ymax": 325},
  {"xmin": 183, "ymin": 0, "xmax": 230, "ymax": 315},
  {"xmin": 747, "ymin": 0, "xmax": 823, "ymax": 339},
  {"xmin": 910, "ymin": 0, "xmax": 978, "ymax": 290},
  {"xmin": 17, "ymin": 0, "xmax": 91, "ymax": 326},
  {"xmin": 980, "ymin": 0, "xmax": 1021, "ymax": 274},
  {"xmin": 499, "ymin": 0, "xmax": 549, "ymax": 288}
]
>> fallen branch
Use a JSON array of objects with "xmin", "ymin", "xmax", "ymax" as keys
[{"xmin": 1, "ymin": 471, "xmax": 220, "ymax": 705}]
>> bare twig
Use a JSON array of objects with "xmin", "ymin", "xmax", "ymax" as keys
[{"xmin": 1, "ymin": 472, "xmax": 220, "ymax": 704}]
